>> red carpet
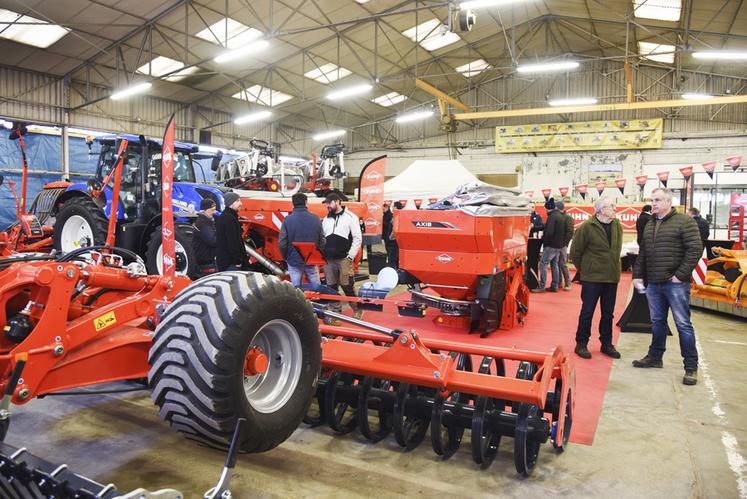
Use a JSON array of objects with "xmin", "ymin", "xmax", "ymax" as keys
[{"xmin": 358, "ymin": 274, "xmax": 632, "ymax": 446}]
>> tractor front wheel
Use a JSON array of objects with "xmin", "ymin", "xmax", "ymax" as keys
[
  {"xmin": 148, "ymin": 272, "xmax": 321, "ymax": 452},
  {"xmin": 144, "ymin": 225, "xmax": 197, "ymax": 277},
  {"xmin": 53, "ymin": 196, "xmax": 108, "ymax": 253}
]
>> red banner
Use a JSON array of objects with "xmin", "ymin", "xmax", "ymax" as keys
[
  {"xmin": 358, "ymin": 156, "xmax": 386, "ymax": 240},
  {"xmin": 541, "ymin": 188, "xmax": 552, "ymax": 200},
  {"xmin": 161, "ymin": 114, "xmax": 176, "ymax": 277},
  {"xmin": 726, "ymin": 155, "xmax": 742, "ymax": 172},
  {"xmin": 428, "ymin": 198, "xmax": 438, "ymax": 204},
  {"xmin": 679, "ymin": 166, "xmax": 693, "ymax": 180},
  {"xmin": 414, "ymin": 199, "xmax": 422, "ymax": 208},
  {"xmin": 702, "ymin": 161, "xmax": 716, "ymax": 179},
  {"xmin": 635, "ymin": 175, "xmax": 648, "ymax": 185},
  {"xmin": 615, "ymin": 178, "xmax": 626, "ymax": 195},
  {"xmin": 576, "ymin": 184, "xmax": 588, "ymax": 194},
  {"xmin": 595, "ymin": 181, "xmax": 606, "ymax": 195},
  {"xmin": 565, "ymin": 204, "xmax": 643, "ymax": 233},
  {"xmin": 559, "ymin": 186, "xmax": 569, "ymax": 196},
  {"xmin": 657, "ymin": 171, "xmax": 669, "ymax": 187}
]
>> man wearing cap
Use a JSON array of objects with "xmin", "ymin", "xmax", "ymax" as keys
[
  {"xmin": 279, "ymin": 193, "xmax": 326, "ymax": 288},
  {"xmin": 556, "ymin": 200, "xmax": 574, "ymax": 291},
  {"xmin": 215, "ymin": 191, "xmax": 247, "ymax": 272},
  {"xmin": 532, "ymin": 197, "xmax": 565, "ymax": 293},
  {"xmin": 192, "ymin": 198, "xmax": 218, "ymax": 272},
  {"xmin": 323, "ymin": 192, "xmax": 363, "ymax": 317}
]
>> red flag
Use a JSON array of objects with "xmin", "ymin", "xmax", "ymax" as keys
[
  {"xmin": 596, "ymin": 181, "xmax": 606, "ymax": 195},
  {"xmin": 358, "ymin": 156, "xmax": 386, "ymax": 241},
  {"xmin": 702, "ymin": 161, "xmax": 716, "ymax": 179},
  {"xmin": 576, "ymin": 184, "xmax": 588, "ymax": 201},
  {"xmin": 726, "ymin": 155, "xmax": 742, "ymax": 172},
  {"xmin": 559, "ymin": 186, "xmax": 569, "ymax": 197},
  {"xmin": 657, "ymin": 171, "xmax": 669, "ymax": 187},
  {"xmin": 635, "ymin": 175, "xmax": 648, "ymax": 185},
  {"xmin": 525, "ymin": 191, "xmax": 534, "ymax": 198},
  {"xmin": 615, "ymin": 178, "xmax": 626, "ymax": 195},
  {"xmin": 679, "ymin": 165, "xmax": 694, "ymax": 181},
  {"xmin": 161, "ymin": 114, "xmax": 176, "ymax": 277},
  {"xmin": 541, "ymin": 188, "xmax": 552, "ymax": 200},
  {"xmin": 428, "ymin": 198, "xmax": 438, "ymax": 204},
  {"xmin": 414, "ymin": 199, "xmax": 422, "ymax": 208}
]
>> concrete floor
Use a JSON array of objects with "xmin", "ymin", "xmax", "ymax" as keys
[{"xmin": 8, "ymin": 306, "xmax": 747, "ymax": 498}]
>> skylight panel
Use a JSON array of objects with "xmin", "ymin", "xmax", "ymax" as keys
[
  {"xmin": 0, "ymin": 8, "xmax": 69, "ymax": 48},
  {"xmin": 633, "ymin": 0, "xmax": 681, "ymax": 22},
  {"xmin": 136, "ymin": 56, "xmax": 199, "ymax": 82},
  {"xmin": 372, "ymin": 92, "xmax": 408, "ymax": 107},
  {"xmin": 639, "ymin": 41, "xmax": 676, "ymax": 63},
  {"xmin": 195, "ymin": 17, "xmax": 262, "ymax": 48},
  {"xmin": 455, "ymin": 59, "xmax": 491, "ymax": 77},
  {"xmin": 402, "ymin": 19, "xmax": 461, "ymax": 51},
  {"xmin": 232, "ymin": 85, "xmax": 293, "ymax": 106},
  {"xmin": 303, "ymin": 62, "xmax": 352, "ymax": 84}
]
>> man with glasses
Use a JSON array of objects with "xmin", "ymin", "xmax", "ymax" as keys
[
  {"xmin": 632, "ymin": 188, "xmax": 702, "ymax": 386},
  {"xmin": 570, "ymin": 197, "xmax": 623, "ymax": 360}
]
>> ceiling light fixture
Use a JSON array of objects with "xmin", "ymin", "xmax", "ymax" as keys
[
  {"xmin": 214, "ymin": 40, "xmax": 269, "ymax": 64},
  {"xmin": 395, "ymin": 110, "xmax": 434, "ymax": 123},
  {"xmin": 234, "ymin": 110, "xmax": 272, "ymax": 125},
  {"xmin": 548, "ymin": 97, "xmax": 599, "ymax": 106},
  {"xmin": 313, "ymin": 129, "xmax": 346, "ymax": 141},
  {"xmin": 517, "ymin": 60, "xmax": 579, "ymax": 73},
  {"xmin": 692, "ymin": 51, "xmax": 747, "ymax": 60},
  {"xmin": 327, "ymin": 83, "xmax": 373, "ymax": 100},
  {"xmin": 110, "ymin": 82, "xmax": 152, "ymax": 100},
  {"xmin": 681, "ymin": 93, "xmax": 714, "ymax": 100}
]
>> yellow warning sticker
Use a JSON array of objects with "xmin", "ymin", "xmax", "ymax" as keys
[{"xmin": 93, "ymin": 311, "xmax": 117, "ymax": 332}]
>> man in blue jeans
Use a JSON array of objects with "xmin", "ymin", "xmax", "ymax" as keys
[
  {"xmin": 531, "ymin": 197, "xmax": 565, "ymax": 293},
  {"xmin": 279, "ymin": 193, "xmax": 325, "ymax": 287},
  {"xmin": 632, "ymin": 188, "xmax": 703, "ymax": 385}
]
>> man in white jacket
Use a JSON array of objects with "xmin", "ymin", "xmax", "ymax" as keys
[{"xmin": 323, "ymin": 192, "xmax": 363, "ymax": 318}]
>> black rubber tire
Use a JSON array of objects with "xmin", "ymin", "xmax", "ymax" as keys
[
  {"xmin": 52, "ymin": 196, "xmax": 109, "ymax": 253},
  {"xmin": 145, "ymin": 224, "xmax": 197, "ymax": 277},
  {"xmin": 148, "ymin": 272, "xmax": 322, "ymax": 452}
]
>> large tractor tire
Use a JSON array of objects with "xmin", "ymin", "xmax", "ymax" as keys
[
  {"xmin": 145, "ymin": 225, "xmax": 197, "ymax": 277},
  {"xmin": 53, "ymin": 196, "xmax": 109, "ymax": 252},
  {"xmin": 148, "ymin": 272, "xmax": 322, "ymax": 452}
]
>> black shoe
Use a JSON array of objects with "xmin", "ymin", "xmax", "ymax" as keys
[
  {"xmin": 546, "ymin": 287, "xmax": 558, "ymax": 293},
  {"xmin": 632, "ymin": 355, "xmax": 663, "ymax": 368},
  {"xmin": 601, "ymin": 343, "xmax": 621, "ymax": 359},
  {"xmin": 683, "ymin": 370, "xmax": 698, "ymax": 385},
  {"xmin": 574, "ymin": 344, "xmax": 592, "ymax": 359}
]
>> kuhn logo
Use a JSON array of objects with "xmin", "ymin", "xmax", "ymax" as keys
[
  {"xmin": 364, "ymin": 171, "xmax": 383, "ymax": 181},
  {"xmin": 361, "ymin": 186, "xmax": 382, "ymax": 196},
  {"xmin": 253, "ymin": 214, "xmax": 265, "ymax": 221},
  {"xmin": 436, "ymin": 254, "xmax": 454, "ymax": 264},
  {"xmin": 365, "ymin": 218, "xmax": 379, "ymax": 227},
  {"xmin": 366, "ymin": 202, "xmax": 382, "ymax": 211}
]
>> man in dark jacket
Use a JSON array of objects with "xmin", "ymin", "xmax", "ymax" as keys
[
  {"xmin": 192, "ymin": 199, "xmax": 217, "ymax": 271},
  {"xmin": 570, "ymin": 197, "xmax": 623, "ymax": 360},
  {"xmin": 382, "ymin": 203, "xmax": 394, "ymax": 259},
  {"xmin": 632, "ymin": 188, "xmax": 703, "ymax": 386},
  {"xmin": 636, "ymin": 204, "xmax": 652, "ymax": 248},
  {"xmin": 556, "ymin": 200, "xmax": 575, "ymax": 290},
  {"xmin": 688, "ymin": 207, "xmax": 710, "ymax": 244},
  {"xmin": 279, "ymin": 193, "xmax": 325, "ymax": 287},
  {"xmin": 215, "ymin": 192, "xmax": 247, "ymax": 271},
  {"xmin": 322, "ymin": 192, "xmax": 363, "ymax": 317},
  {"xmin": 532, "ymin": 198, "xmax": 565, "ymax": 292},
  {"xmin": 530, "ymin": 208, "xmax": 544, "ymax": 237}
]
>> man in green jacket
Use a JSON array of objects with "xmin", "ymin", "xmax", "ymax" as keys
[
  {"xmin": 570, "ymin": 197, "xmax": 623, "ymax": 360},
  {"xmin": 632, "ymin": 188, "xmax": 703, "ymax": 386}
]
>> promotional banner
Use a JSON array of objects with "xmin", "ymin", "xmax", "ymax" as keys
[
  {"xmin": 541, "ymin": 188, "xmax": 552, "ymax": 200},
  {"xmin": 495, "ymin": 118, "xmax": 663, "ymax": 153},
  {"xmin": 679, "ymin": 165, "xmax": 694, "ymax": 181},
  {"xmin": 635, "ymin": 175, "xmax": 648, "ymax": 185},
  {"xmin": 726, "ymin": 155, "xmax": 742, "ymax": 172},
  {"xmin": 161, "ymin": 114, "xmax": 176, "ymax": 277},
  {"xmin": 615, "ymin": 178, "xmax": 626, "ymax": 195},
  {"xmin": 596, "ymin": 181, "xmax": 606, "ymax": 195},
  {"xmin": 563, "ymin": 204, "xmax": 644, "ymax": 233},
  {"xmin": 576, "ymin": 184, "xmax": 588, "ymax": 200},
  {"xmin": 358, "ymin": 155, "xmax": 386, "ymax": 243},
  {"xmin": 559, "ymin": 186, "xmax": 569, "ymax": 197},
  {"xmin": 702, "ymin": 161, "xmax": 716, "ymax": 179},
  {"xmin": 657, "ymin": 171, "xmax": 669, "ymax": 187}
]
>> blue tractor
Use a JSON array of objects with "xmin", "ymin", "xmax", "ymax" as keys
[{"xmin": 44, "ymin": 134, "xmax": 226, "ymax": 276}]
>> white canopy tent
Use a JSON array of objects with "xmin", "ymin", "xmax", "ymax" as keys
[{"xmin": 382, "ymin": 159, "xmax": 480, "ymax": 209}]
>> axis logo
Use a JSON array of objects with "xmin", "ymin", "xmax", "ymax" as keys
[{"xmin": 436, "ymin": 254, "xmax": 454, "ymax": 264}]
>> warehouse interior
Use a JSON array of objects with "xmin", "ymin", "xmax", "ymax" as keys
[{"xmin": 0, "ymin": 0, "xmax": 746, "ymax": 497}]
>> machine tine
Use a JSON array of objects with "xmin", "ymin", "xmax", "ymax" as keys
[
  {"xmin": 0, "ymin": 357, "xmax": 26, "ymax": 442},
  {"xmin": 204, "ymin": 418, "xmax": 246, "ymax": 499}
]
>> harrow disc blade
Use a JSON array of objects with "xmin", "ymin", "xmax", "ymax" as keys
[
  {"xmin": 514, "ymin": 402, "xmax": 542, "ymax": 477},
  {"xmin": 324, "ymin": 372, "xmax": 359, "ymax": 434},
  {"xmin": 431, "ymin": 353, "xmax": 472, "ymax": 459},
  {"xmin": 393, "ymin": 383, "xmax": 430, "ymax": 450},
  {"xmin": 358, "ymin": 377, "xmax": 394, "ymax": 443}
]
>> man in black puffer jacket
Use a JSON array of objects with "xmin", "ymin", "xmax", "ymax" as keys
[
  {"xmin": 215, "ymin": 192, "xmax": 247, "ymax": 271},
  {"xmin": 532, "ymin": 198, "xmax": 566, "ymax": 292},
  {"xmin": 192, "ymin": 199, "xmax": 218, "ymax": 272},
  {"xmin": 632, "ymin": 188, "xmax": 703, "ymax": 386}
]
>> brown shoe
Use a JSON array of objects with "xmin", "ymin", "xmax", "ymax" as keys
[
  {"xmin": 632, "ymin": 355, "xmax": 663, "ymax": 368},
  {"xmin": 683, "ymin": 370, "xmax": 698, "ymax": 385}
]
